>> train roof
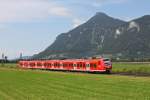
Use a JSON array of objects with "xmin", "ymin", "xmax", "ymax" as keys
[{"xmin": 19, "ymin": 58, "xmax": 103, "ymax": 62}]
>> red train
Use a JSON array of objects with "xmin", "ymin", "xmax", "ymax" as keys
[{"xmin": 19, "ymin": 58, "xmax": 112, "ymax": 73}]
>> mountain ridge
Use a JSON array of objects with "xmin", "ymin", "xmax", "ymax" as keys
[{"xmin": 33, "ymin": 12, "xmax": 150, "ymax": 59}]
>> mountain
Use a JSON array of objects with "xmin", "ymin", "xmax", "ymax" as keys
[
  {"xmin": 33, "ymin": 13, "xmax": 150, "ymax": 59},
  {"xmin": 109, "ymin": 15, "xmax": 150, "ymax": 58}
]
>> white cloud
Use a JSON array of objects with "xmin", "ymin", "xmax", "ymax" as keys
[
  {"xmin": 72, "ymin": 18, "xmax": 84, "ymax": 28},
  {"xmin": 61, "ymin": 0, "xmax": 128, "ymax": 7},
  {"xmin": 0, "ymin": 0, "xmax": 71, "ymax": 22},
  {"xmin": 92, "ymin": 2, "xmax": 102, "ymax": 7},
  {"xmin": 104, "ymin": 0, "xmax": 128, "ymax": 4},
  {"xmin": 91, "ymin": 0, "xmax": 129, "ymax": 7},
  {"xmin": 0, "ymin": 0, "xmax": 129, "ymax": 23},
  {"xmin": 49, "ymin": 6, "xmax": 71, "ymax": 17}
]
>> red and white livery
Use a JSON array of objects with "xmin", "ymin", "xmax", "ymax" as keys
[{"xmin": 19, "ymin": 58, "xmax": 112, "ymax": 73}]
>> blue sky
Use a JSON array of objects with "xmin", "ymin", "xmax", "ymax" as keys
[{"xmin": 0, "ymin": 0, "xmax": 150, "ymax": 59}]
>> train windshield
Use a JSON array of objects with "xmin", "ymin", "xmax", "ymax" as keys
[
  {"xmin": 103, "ymin": 58, "xmax": 110, "ymax": 62},
  {"xmin": 103, "ymin": 58, "xmax": 111, "ymax": 66}
]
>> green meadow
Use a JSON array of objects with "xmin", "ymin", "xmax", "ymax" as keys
[
  {"xmin": 113, "ymin": 62, "xmax": 150, "ymax": 75},
  {"xmin": 0, "ymin": 63, "xmax": 150, "ymax": 100}
]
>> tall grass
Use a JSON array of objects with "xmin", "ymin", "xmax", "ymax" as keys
[
  {"xmin": 0, "ymin": 66, "xmax": 150, "ymax": 100},
  {"xmin": 0, "ymin": 63, "xmax": 18, "ymax": 69},
  {"xmin": 113, "ymin": 62, "xmax": 150, "ymax": 74}
]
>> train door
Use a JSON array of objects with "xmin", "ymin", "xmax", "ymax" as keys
[
  {"xmin": 59, "ymin": 62, "xmax": 63, "ymax": 69},
  {"xmin": 79, "ymin": 62, "xmax": 84, "ymax": 71},
  {"xmin": 44, "ymin": 61, "xmax": 49, "ymax": 69},
  {"xmin": 85, "ymin": 62, "xmax": 90, "ymax": 71},
  {"xmin": 77, "ymin": 62, "xmax": 80, "ymax": 70},
  {"xmin": 34, "ymin": 61, "xmax": 37, "ymax": 68},
  {"xmin": 47, "ymin": 61, "xmax": 52, "ymax": 69},
  {"xmin": 63, "ymin": 62, "xmax": 67, "ymax": 70},
  {"xmin": 82, "ymin": 62, "xmax": 86, "ymax": 71},
  {"xmin": 20, "ymin": 61, "xmax": 24, "ymax": 68},
  {"xmin": 73, "ymin": 62, "xmax": 77, "ymax": 70},
  {"xmin": 37, "ymin": 61, "xmax": 42, "ymax": 69},
  {"xmin": 29, "ymin": 62, "xmax": 35, "ymax": 69},
  {"xmin": 51, "ymin": 62, "xmax": 54, "ymax": 69},
  {"xmin": 68, "ymin": 62, "xmax": 73, "ymax": 70},
  {"xmin": 24, "ymin": 62, "xmax": 29, "ymax": 68}
]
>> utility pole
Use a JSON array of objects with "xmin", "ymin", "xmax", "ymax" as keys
[
  {"xmin": 20, "ymin": 53, "xmax": 23, "ymax": 60},
  {"xmin": 4, "ymin": 56, "xmax": 8, "ymax": 63},
  {"xmin": 1, "ymin": 53, "xmax": 4, "ymax": 66},
  {"xmin": 2, "ymin": 53, "xmax": 4, "ymax": 60}
]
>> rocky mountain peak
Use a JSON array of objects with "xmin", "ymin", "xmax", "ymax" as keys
[
  {"xmin": 87, "ymin": 12, "xmax": 126, "ymax": 27},
  {"xmin": 95, "ymin": 12, "xmax": 109, "ymax": 17},
  {"xmin": 33, "ymin": 13, "xmax": 150, "ymax": 59},
  {"xmin": 141, "ymin": 15, "xmax": 150, "ymax": 19}
]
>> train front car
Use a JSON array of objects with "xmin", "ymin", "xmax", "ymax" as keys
[
  {"xmin": 89, "ymin": 58, "xmax": 112, "ymax": 73},
  {"xmin": 102, "ymin": 58, "xmax": 112, "ymax": 73}
]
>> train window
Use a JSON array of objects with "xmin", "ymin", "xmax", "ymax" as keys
[
  {"xmin": 60, "ymin": 64, "xmax": 63, "ymax": 66},
  {"xmin": 58, "ymin": 63, "xmax": 60, "ymax": 67},
  {"xmin": 68, "ymin": 64, "xmax": 73, "ymax": 67},
  {"xmin": 54, "ymin": 63, "xmax": 58, "ymax": 67},
  {"xmin": 63, "ymin": 64, "xmax": 67, "ymax": 67},
  {"xmin": 83, "ymin": 63, "xmax": 85, "ymax": 67},
  {"xmin": 94, "ymin": 64, "xmax": 97, "ymax": 68},
  {"xmin": 44, "ymin": 63, "xmax": 48, "ymax": 66},
  {"xmin": 90, "ymin": 63, "xmax": 93, "ymax": 67},
  {"xmin": 86, "ymin": 64, "xmax": 90, "ymax": 67},
  {"xmin": 80, "ymin": 64, "xmax": 82, "ymax": 67},
  {"xmin": 30, "ymin": 63, "xmax": 35, "ymax": 66},
  {"xmin": 57, "ymin": 63, "xmax": 59, "ymax": 67},
  {"xmin": 77, "ymin": 64, "xmax": 79, "ymax": 67},
  {"xmin": 44, "ymin": 63, "xmax": 46, "ymax": 66},
  {"xmin": 20, "ymin": 63, "xmax": 23, "ymax": 66},
  {"xmin": 103, "ymin": 58, "xmax": 110, "ymax": 62},
  {"xmin": 24, "ymin": 63, "xmax": 28, "ymax": 66},
  {"xmin": 37, "ymin": 63, "xmax": 42, "ymax": 66},
  {"xmin": 47, "ymin": 63, "xmax": 51, "ymax": 67},
  {"xmin": 56, "ymin": 63, "xmax": 58, "ymax": 67},
  {"xmin": 73, "ymin": 64, "xmax": 77, "ymax": 67}
]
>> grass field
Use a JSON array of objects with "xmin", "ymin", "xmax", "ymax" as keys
[
  {"xmin": 113, "ymin": 62, "xmax": 150, "ymax": 75},
  {"xmin": 0, "ymin": 63, "xmax": 150, "ymax": 100}
]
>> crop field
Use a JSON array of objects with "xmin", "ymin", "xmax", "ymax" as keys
[
  {"xmin": 0, "ymin": 63, "xmax": 150, "ymax": 100},
  {"xmin": 113, "ymin": 62, "xmax": 150, "ymax": 75}
]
